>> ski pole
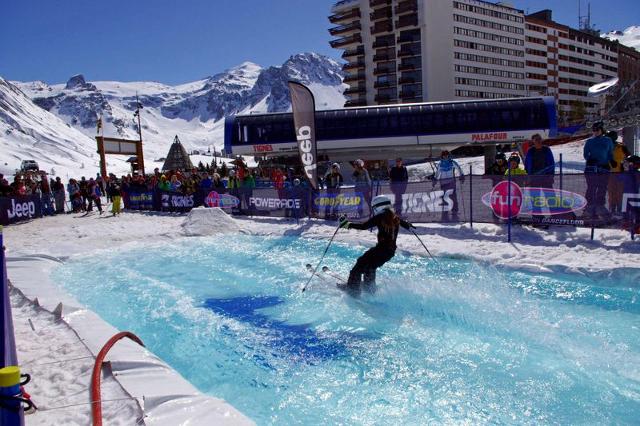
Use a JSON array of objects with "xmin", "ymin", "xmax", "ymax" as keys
[
  {"xmin": 410, "ymin": 228, "xmax": 438, "ymax": 263},
  {"xmin": 301, "ymin": 223, "xmax": 341, "ymax": 292}
]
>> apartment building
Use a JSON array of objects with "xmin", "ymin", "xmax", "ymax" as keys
[
  {"xmin": 329, "ymin": 1, "xmax": 635, "ymax": 121},
  {"xmin": 329, "ymin": 0, "xmax": 527, "ymax": 106},
  {"xmin": 525, "ymin": 10, "xmax": 618, "ymax": 121}
]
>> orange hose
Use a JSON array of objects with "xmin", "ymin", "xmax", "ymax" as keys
[{"xmin": 90, "ymin": 331, "xmax": 144, "ymax": 426}]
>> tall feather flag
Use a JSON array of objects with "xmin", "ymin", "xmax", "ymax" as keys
[{"xmin": 288, "ymin": 82, "xmax": 318, "ymax": 190}]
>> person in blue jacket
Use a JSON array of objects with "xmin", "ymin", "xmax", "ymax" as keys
[
  {"xmin": 583, "ymin": 121, "xmax": 613, "ymax": 217},
  {"xmin": 524, "ymin": 134, "xmax": 555, "ymax": 186}
]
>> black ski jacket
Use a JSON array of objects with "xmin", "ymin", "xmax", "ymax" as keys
[{"xmin": 349, "ymin": 210, "xmax": 412, "ymax": 250}]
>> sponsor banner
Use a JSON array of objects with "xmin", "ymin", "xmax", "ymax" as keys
[
  {"xmin": 0, "ymin": 194, "xmax": 43, "ymax": 225},
  {"xmin": 249, "ymin": 196, "xmax": 301, "ymax": 210},
  {"xmin": 128, "ymin": 191, "xmax": 154, "ymax": 210},
  {"xmin": 160, "ymin": 191, "xmax": 196, "ymax": 212},
  {"xmin": 205, "ymin": 191, "xmax": 239, "ymax": 209},
  {"xmin": 480, "ymin": 183, "xmax": 587, "ymax": 219},
  {"xmin": 288, "ymin": 82, "xmax": 318, "ymax": 190},
  {"xmin": 313, "ymin": 192, "xmax": 365, "ymax": 214}
]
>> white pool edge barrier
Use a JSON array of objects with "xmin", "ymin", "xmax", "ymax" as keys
[{"xmin": 7, "ymin": 255, "xmax": 255, "ymax": 426}]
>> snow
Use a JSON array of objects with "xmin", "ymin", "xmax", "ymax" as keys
[
  {"xmin": 603, "ymin": 26, "xmax": 640, "ymax": 51},
  {"xmin": 4, "ymin": 187, "xmax": 640, "ymax": 424},
  {"xmin": 182, "ymin": 207, "xmax": 243, "ymax": 236}
]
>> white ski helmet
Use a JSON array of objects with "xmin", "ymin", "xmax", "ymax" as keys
[
  {"xmin": 355, "ymin": 159, "xmax": 365, "ymax": 167},
  {"xmin": 371, "ymin": 195, "xmax": 393, "ymax": 216}
]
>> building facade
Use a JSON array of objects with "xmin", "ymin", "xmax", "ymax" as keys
[
  {"xmin": 329, "ymin": 1, "xmax": 636, "ymax": 123},
  {"xmin": 329, "ymin": 0, "xmax": 527, "ymax": 106},
  {"xmin": 524, "ymin": 10, "xmax": 618, "ymax": 123}
]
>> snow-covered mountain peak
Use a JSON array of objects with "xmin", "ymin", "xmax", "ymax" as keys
[
  {"xmin": 283, "ymin": 52, "xmax": 343, "ymax": 86},
  {"xmin": 65, "ymin": 74, "xmax": 96, "ymax": 91},
  {"xmin": 603, "ymin": 26, "xmax": 640, "ymax": 51}
]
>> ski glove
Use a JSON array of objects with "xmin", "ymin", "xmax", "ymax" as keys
[{"xmin": 339, "ymin": 216, "xmax": 351, "ymax": 229}]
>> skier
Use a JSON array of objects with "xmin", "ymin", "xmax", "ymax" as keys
[{"xmin": 338, "ymin": 195, "xmax": 415, "ymax": 294}]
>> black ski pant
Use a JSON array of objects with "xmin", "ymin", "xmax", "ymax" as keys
[{"xmin": 347, "ymin": 245, "xmax": 395, "ymax": 287}]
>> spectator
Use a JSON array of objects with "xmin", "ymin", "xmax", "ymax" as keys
[
  {"xmin": 169, "ymin": 175, "xmax": 181, "ymax": 192},
  {"xmin": 52, "ymin": 177, "xmax": 65, "ymax": 213},
  {"xmin": 212, "ymin": 173, "xmax": 225, "ymax": 191},
  {"xmin": 607, "ymin": 130, "xmax": 630, "ymax": 216},
  {"xmin": 435, "ymin": 150, "xmax": 463, "ymax": 221},
  {"xmin": 157, "ymin": 175, "xmax": 170, "ymax": 191},
  {"xmin": 107, "ymin": 179, "xmax": 122, "ymax": 216},
  {"xmin": 352, "ymin": 159, "xmax": 372, "ymax": 218},
  {"xmin": 86, "ymin": 178, "xmax": 103, "ymax": 214},
  {"xmin": 389, "ymin": 157, "xmax": 408, "ymax": 215},
  {"xmin": 583, "ymin": 121, "xmax": 613, "ymax": 218},
  {"xmin": 524, "ymin": 133, "xmax": 555, "ymax": 187},
  {"xmin": 199, "ymin": 172, "xmax": 213, "ymax": 191},
  {"xmin": 504, "ymin": 154, "xmax": 527, "ymax": 176},
  {"xmin": 67, "ymin": 179, "xmax": 83, "ymax": 212},
  {"xmin": 324, "ymin": 163, "xmax": 344, "ymax": 219},
  {"xmin": 79, "ymin": 176, "xmax": 88, "ymax": 211},
  {"xmin": 485, "ymin": 152, "xmax": 508, "ymax": 182},
  {"xmin": 621, "ymin": 155, "xmax": 640, "ymax": 234}
]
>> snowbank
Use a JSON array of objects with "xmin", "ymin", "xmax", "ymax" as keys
[{"xmin": 181, "ymin": 207, "xmax": 243, "ymax": 236}]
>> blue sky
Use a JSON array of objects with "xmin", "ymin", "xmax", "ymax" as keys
[{"xmin": 1, "ymin": 0, "xmax": 638, "ymax": 85}]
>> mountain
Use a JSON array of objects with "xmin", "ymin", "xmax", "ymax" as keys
[
  {"xmin": 3, "ymin": 52, "xmax": 345, "ymax": 178},
  {"xmin": 602, "ymin": 26, "xmax": 640, "ymax": 51},
  {"xmin": 0, "ymin": 77, "xmax": 109, "ymax": 179}
]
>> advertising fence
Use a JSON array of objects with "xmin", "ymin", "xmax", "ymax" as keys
[{"xmin": 2, "ymin": 173, "xmax": 639, "ymax": 237}]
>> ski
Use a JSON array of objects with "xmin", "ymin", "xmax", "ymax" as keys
[
  {"xmin": 306, "ymin": 263, "xmax": 330, "ymax": 282},
  {"xmin": 321, "ymin": 266, "xmax": 347, "ymax": 284}
]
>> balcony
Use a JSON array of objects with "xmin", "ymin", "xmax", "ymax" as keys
[
  {"xmin": 396, "ymin": 14, "xmax": 418, "ymax": 28},
  {"xmin": 373, "ymin": 52, "xmax": 396, "ymax": 61},
  {"xmin": 374, "ymin": 64, "xmax": 396, "ymax": 75},
  {"xmin": 398, "ymin": 47, "xmax": 420, "ymax": 58},
  {"xmin": 329, "ymin": 22, "xmax": 361, "ymax": 36},
  {"xmin": 342, "ymin": 60, "xmax": 365, "ymax": 71},
  {"xmin": 370, "ymin": 0, "xmax": 392, "ymax": 8},
  {"xmin": 345, "ymin": 99, "xmax": 367, "ymax": 107},
  {"xmin": 398, "ymin": 76, "xmax": 420, "ymax": 84},
  {"xmin": 341, "ymin": 46, "xmax": 364, "ymax": 58},
  {"xmin": 374, "ymin": 94, "xmax": 397, "ymax": 103},
  {"xmin": 398, "ymin": 61, "xmax": 421, "ymax": 71},
  {"xmin": 343, "ymin": 72, "xmax": 366, "ymax": 83},
  {"xmin": 330, "ymin": 33, "xmax": 362, "ymax": 48},
  {"xmin": 395, "ymin": 0, "xmax": 417, "ymax": 15},
  {"xmin": 344, "ymin": 86, "xmax": 366, "ymax": 95},
  {"xmin": 400, "ymin": 91, "xmax": 422, "ymax": 101},
  {"xmin": 371, "ymin": 20, "xmax": 393, "ymax": 35},
  {"xmin": 329, "ymin": 8, "xmax": 360, "ymax": 24},
  {"xmin": 331, "ymin": 0, "xmax": 359, "ymax": 13},
  {"xmin": 372, "ymin": 38, "xmax": 395, "ymax": 48},
  {"xmin": 374, "ymin": 80, "xmax": 396, "ymax": 88},
  {"xmin": 370, "ymin": 7, "xmax": 392, "ymax": 21},
  {"xmin": 398, "ymin": 34, "xmax": 420, "ymax": 44}
]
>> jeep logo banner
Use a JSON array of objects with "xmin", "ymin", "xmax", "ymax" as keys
[
  {"xmin": 0, "ymin": 195, "xmax": 43, "ymax": 225},
  {"xmin": 288, "ymin": 81, "xmax": 318, "ymax": 190}
]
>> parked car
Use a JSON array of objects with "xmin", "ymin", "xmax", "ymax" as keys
[{"xmin": 20, "ymin": 160, "xmax": 39, "ymax": 172}]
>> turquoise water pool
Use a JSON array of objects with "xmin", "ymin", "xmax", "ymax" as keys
[{"xmin": 52, "ymin": 235, "xmax": 640, "ymax": 424}]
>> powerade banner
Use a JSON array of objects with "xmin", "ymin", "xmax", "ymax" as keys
[
  {"xmin": 288, "ymin": 81, "xmax": 318, "ymax": 190},
  {"xmin": 0, "ymin": 194, "xmax": 43, "ymax": 225}
]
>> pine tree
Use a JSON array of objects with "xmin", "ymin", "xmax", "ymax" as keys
[{"xmin": 220, "ymin": 162, "xmax": 228, "ymax": 177}]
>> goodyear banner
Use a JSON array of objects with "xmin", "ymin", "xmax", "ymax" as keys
[{"xmin": 288, "ymin": 82, "xmax": 319, "ymax": 190}]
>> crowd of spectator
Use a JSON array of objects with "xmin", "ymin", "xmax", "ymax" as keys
[{"xmin": 1, "ymin": 129, "xmax": 638, "ymax": 232}]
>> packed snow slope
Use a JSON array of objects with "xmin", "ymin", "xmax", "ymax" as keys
[{"xmin": 1, "ymin": 52, "xmax": 345, "ymax": 178}]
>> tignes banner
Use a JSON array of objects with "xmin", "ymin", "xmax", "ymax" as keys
[{"xmin": 288, "ymin": 81, "xmax": 319, "ymax": 190}]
